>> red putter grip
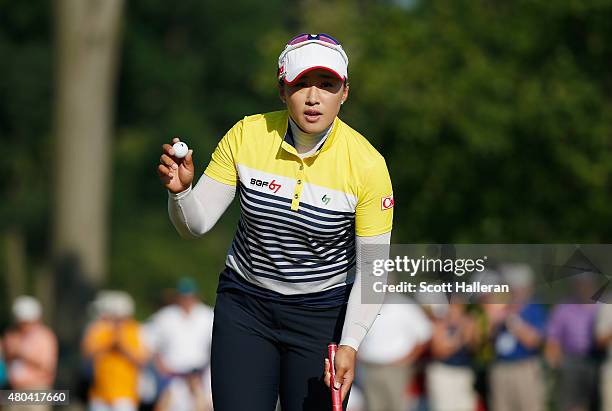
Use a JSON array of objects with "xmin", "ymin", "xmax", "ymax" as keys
[{"xmin": 328, "ymin": 343, "xmax": 343, "ymax": 411}]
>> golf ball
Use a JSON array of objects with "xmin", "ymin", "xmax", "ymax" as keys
[{"xmin": 172, "ymin": 142, "xmax": 189, "ymax": 158}]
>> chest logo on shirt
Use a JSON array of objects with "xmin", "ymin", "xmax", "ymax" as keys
[
  {"xmin": 250, "ymin": 178, "xmax": 282, "ymax": 194},
  {"xmin": 321, "ymin": 194, "xmax": 331, "ymax": 205},
  {"xmin": 381, "ymin": 194, "xmax": 394, "ymax": 210}
]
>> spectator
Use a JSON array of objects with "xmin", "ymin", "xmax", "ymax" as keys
[
  {"xmin": 2, "ymin": 295, "xmax": 58, "ymax": 411},
  {"xmin": 427, "ymin": 303, "xmax": 479, "ymax": 411},
  {"xmin": 82, "ymin": 291, "xmax": 148, "ymax": 411},
  {"xmin": 0, "ymin": 345, "xmax": 7, "ymax": 388},
  {"xmin": 145, "ymin": 278, "xmax": 214, "ymax": 411},
  {"xmin": 357, "ymin": 294, "xmax": 432, "ymax": 411},
  {"xmin": 487, "ymin": 264, "xmax": 547, "ymax": 411},
  {"xmin": 596, "ymin": 302, "xmax": 612, "ymax": 411},
  {"xmin": 545, "ymin": 273, "xmax": 599, "ymax": 411}
]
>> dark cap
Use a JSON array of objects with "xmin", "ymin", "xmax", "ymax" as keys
[{"xmin": 177, "ymin": 277, "xmax": 198, "ymax": 295}]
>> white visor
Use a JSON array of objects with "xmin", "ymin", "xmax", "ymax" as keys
[{"xmin": 279, "ymin": 42, "xmax": 348, "ymax": 84}]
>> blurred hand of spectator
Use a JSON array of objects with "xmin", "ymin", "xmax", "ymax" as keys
[
  {"xmin": 596, "ymin": 309, "xmax": 612, "ymax": 348},
  {"xmin": 186, "ymin": 373, "xmax": 208, "ymax": 411},
  {"xmin": 432, "ymin": 310, "xmax": 477, "ymax": 359},
  {"xmin": 84, "ymin": 319, "xmax": 148, "ymax": 367},
  {"xmin": 153, "ymin": 355, "xmax": 173, "ymax": 377},
  {"xmin": 83, "ymin": 321, "xmax": 115, "ymax": 359},
  {"xmin": 505, "ymin": 314, "xmax": 543, "ymax": 350},
  {"xmin": 3, "ymin": 332, "xmax": 21, "ymax": 360},
  {"xmin": 115, "ymin": 322, "xmax": 149, "ymax": 366},
  {"xmin": 4, "ymin": 329, "xmax": 55, "ymax": 374},
  {"xmin": 484, "ymin": 304, "xmax": 509, "ymax": 332},
  {"xmin": 544, "ymin": 340, "xmax": 562, "ymax": 369}
]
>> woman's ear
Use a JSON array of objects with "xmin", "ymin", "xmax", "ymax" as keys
[{"xmin": 341, "ymin": 83, "xmax": 349, "ymax": 104}]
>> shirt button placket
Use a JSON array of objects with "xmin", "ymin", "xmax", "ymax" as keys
[{"xmin": 291, "ymin": 161, "xmax": 305, "ymax": 211}]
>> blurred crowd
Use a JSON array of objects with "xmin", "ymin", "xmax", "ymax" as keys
[
  {"xmin": 349, "ymin": 264, "xmax": 609, "ymax": 411},
  {"xmin": 1, "ymin": 267, "xmax": 612, "ymax": 411},
  {"xmin": 0, "ymin": 278, "xmax": 213, "ymax": 411}
]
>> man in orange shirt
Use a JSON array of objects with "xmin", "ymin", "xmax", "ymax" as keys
[
  {"xmin": 3, "ymin": 295, "xmax": 58, "ymax": 411},
  {"xmin": 82, "ymin": 291, "xmax": 148, "ymax": 411}
]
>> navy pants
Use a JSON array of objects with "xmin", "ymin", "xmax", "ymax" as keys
[{"xmin": 210, "ymin": 290, "xmax": 350, "ymax": 411}]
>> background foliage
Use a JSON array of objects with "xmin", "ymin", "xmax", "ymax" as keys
[{"xmin": 2, "ymin": 0, "xmax": 612, "ymax": 321}]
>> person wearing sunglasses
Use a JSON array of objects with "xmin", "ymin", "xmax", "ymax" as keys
[{"xmin": 158, "ymin": 33, "xmax": 393, "ymax": 411}]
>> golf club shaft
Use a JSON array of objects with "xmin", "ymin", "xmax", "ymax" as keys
[{"xmin": 328, "ymin": 343, "xmax": 343, "ymax": 411}]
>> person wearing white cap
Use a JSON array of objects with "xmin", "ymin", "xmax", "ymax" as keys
[
  {"xmin": 81, "ymin": 291, "xmax": 148, "ymax": 411},
  {"xmin": 158, "ymin": 33, "xmax": 393, "ymax": 411},
  {"xmin": 2, "ymin": 296, "xmax": 57, "ymax": 411}
]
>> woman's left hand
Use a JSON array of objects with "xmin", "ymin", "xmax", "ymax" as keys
[{"xmin": 323, "ymin": 345, "xmax": 357, "ymax": 401}]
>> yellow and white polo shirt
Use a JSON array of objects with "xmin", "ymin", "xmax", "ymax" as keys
[{"xmin": 205, "ymin": 110, "xmax": 393, "ymax": 307}]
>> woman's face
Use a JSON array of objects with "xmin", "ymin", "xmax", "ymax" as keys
[{"xmin": 280, "ymin": 68, "xmax": 349, "ymax": 134}]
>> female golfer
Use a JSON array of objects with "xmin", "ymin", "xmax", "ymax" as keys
[{"xmin": 158, "ymin": 33, "xmax": 393, "ymax": 411}]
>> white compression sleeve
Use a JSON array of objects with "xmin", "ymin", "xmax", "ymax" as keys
[
  {"xmin": 168, "ymin": 174, "xmax": 236, "ymax": 238},
  {"xmin": 339, "ymin": 232, "xmax": 391, "ymax": 351}
]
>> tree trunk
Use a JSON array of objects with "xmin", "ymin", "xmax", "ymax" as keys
[
  {"xmin": 53, "ymin": 0, "xmax": 123, "ymax": 287},
  {"xmin": 52, "ymin": 0, "xmax": 124, "ymax": 391}
]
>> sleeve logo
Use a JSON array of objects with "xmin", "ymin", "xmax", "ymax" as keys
[{"xmin": 381, "ymin": 194, "xmax": 394, "ymax": 210}]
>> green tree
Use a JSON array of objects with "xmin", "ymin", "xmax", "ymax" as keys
[{"xmin": 300, "ymin": 0, "xmax": 612, "ymax": 243}]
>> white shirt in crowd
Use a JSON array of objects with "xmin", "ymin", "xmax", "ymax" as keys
[
  {"xmin": 145, "ymin": 303, "xmax": 214, "ymax": 373},
  {"xmin": 358, "ymin": 295, "xmax": 432, "ymax": 364}
]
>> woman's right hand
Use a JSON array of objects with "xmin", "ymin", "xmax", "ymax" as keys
[{"xmin": 158, "ymin": 137, "xmax": 194, "ymax": 193}]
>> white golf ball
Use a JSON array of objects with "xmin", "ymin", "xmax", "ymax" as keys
[{"xmin": 172, "ymin": 142, "xmax": 189, "ymax": 158}]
